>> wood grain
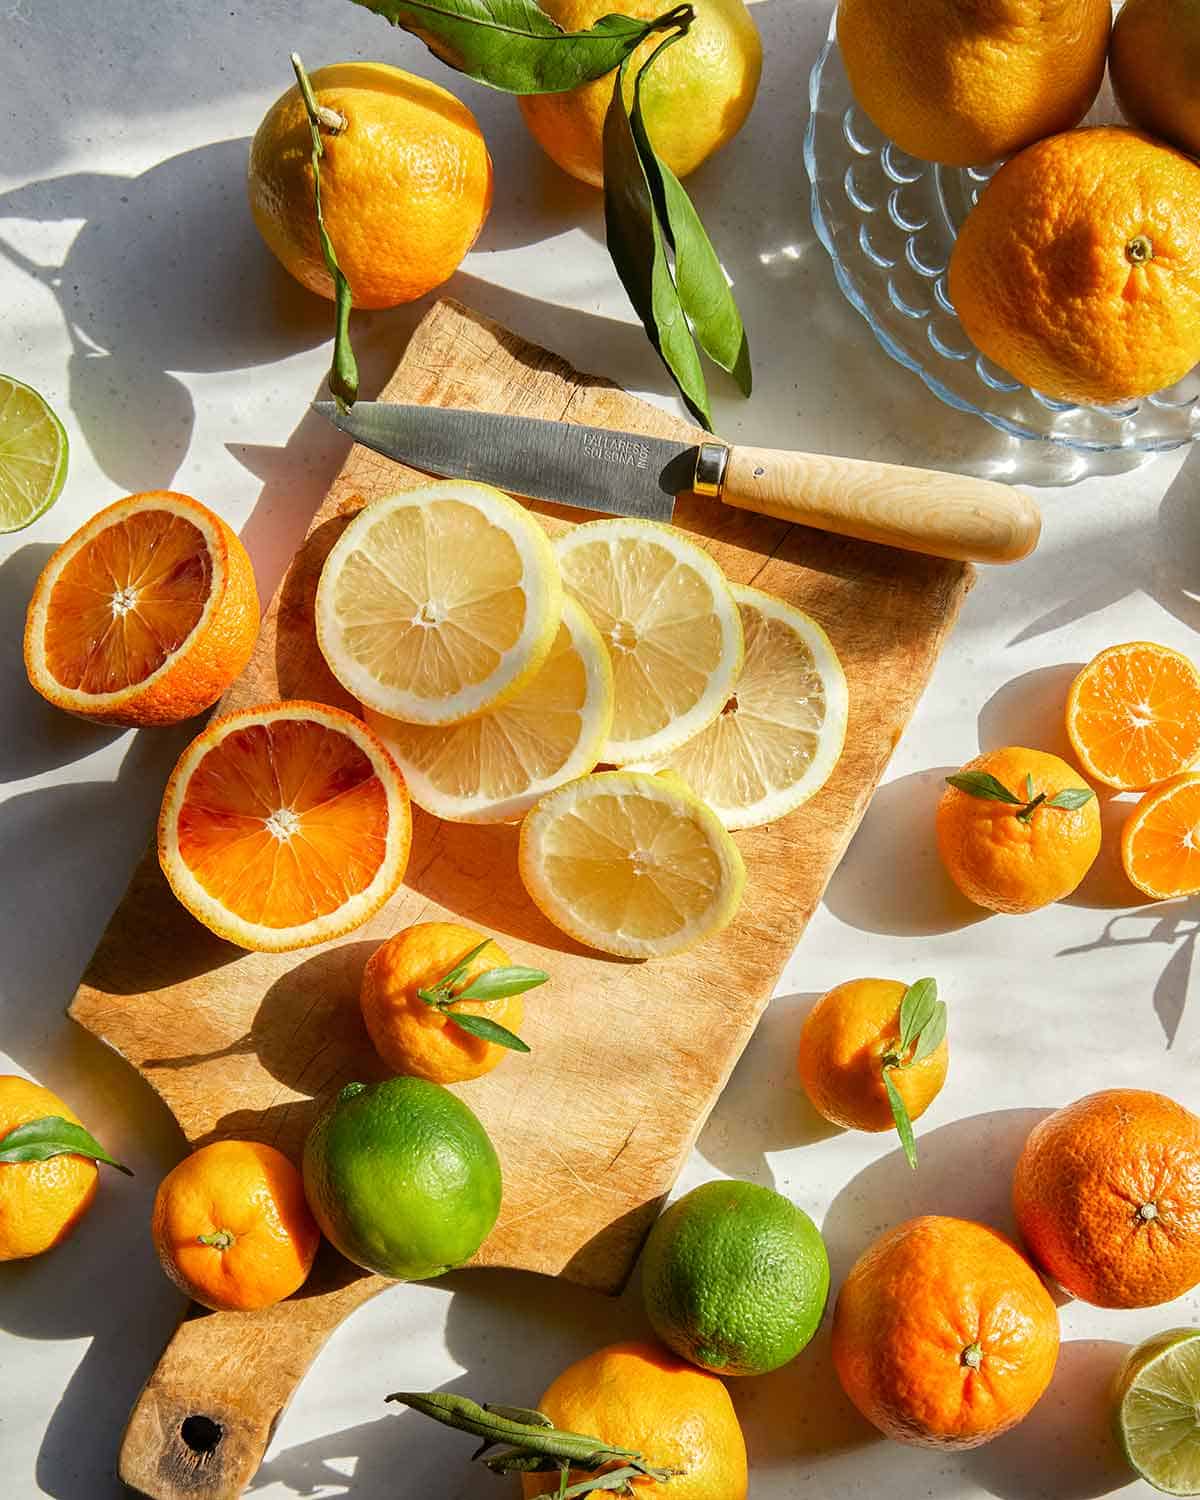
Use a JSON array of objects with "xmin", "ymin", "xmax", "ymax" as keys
[{"xmin": 68, "ymin": 299, "xmax": 972, "ymax": 1498}]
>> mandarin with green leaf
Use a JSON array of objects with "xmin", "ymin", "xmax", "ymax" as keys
[
  {"xmin": 797, "ymin": 978, "xmax": 948, "ymax": 1167},
  {"xmin": 0, "ymin": 1076, "xmax": 107, "ymax": 1261},
  {"xmin": 937, "ymin": 747, "xmax": 1099, "ymax": 914}
]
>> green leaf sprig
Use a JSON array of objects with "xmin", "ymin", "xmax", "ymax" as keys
[
  {"xmin": 881, "ymin": 979, "xmax": 947, "ymax": 1171},
  {"xmin": 603, "ymin": 28, "xmax": 750, "ymax": 428},
  {"xmin": 945, "ymin": 769, "xmax": 1095, "ymax": 825},
  {"xmin": 0, "ymin": 1116, "xmax": 132, "ymax": 1175},
  {"xmin": 416, "ymin": 937, "xmax": 547, "ymax": 1053},
  {"xmin": 291, "ymin": 53, "xmax": 359, "ymax": 411},
  {"xmin": 386, "ymin": 1391, "xmax": 681, "ymax": 1494}
]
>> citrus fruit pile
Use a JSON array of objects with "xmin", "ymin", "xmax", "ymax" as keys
[
  {"xmin": 310, "ymin": 485, "xmax": 849, "ymax": 960},
  {"xmin": 838, "ymin": 0, "xmax": 1200, "ymax": 404}
]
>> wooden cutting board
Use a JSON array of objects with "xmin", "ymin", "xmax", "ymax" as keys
[{"xmin": 69, "ymin": 298, "xmax": 972, "ymax": 1499}]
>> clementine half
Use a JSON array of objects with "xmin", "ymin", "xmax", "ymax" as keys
[
  {"xmin": 1067, "ymin": 641, "xmax": 1200, "ymax": 792},
  {"xmin": 1122, "ymin": 772, "xmax": 1200, "ymax": 900}
]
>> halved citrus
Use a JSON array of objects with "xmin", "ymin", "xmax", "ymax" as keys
[
  {"xmin": 554, "ymin": 519, "xmax": 743, "ymax": 765},
  {"xmin": 315, "ymin": 482, "xmax": 562, "ymax": 725},
  {"xmin": 1121, "ymin": 772, "xmax": 1200, "ymax": 900},
  {"xmin": 0, "ymin": 376, "xmax": 68, "ymax": 534},
  {"xmin": 633, "ymin": 586, "xmax": 848, "ymax": 830},
  {"xmin": 519, "ymin": 770, "xmax": 746, "ymax": 959},
  {"xmin": 1066, "ymin": 642, "xmax": 1200, "ymax": 791},
  {"xmin": 1114, "ymin": 1327, "xmax": 1200, "ymax": 1495},
  {"xmin": 24, "ymin": 491, "xmax": 259, "ymax": 726},
  {"xmin": 158, "ymin": 701, "xmax": 411, "ymax": 951},
  {"xmin": 365, "ymin": 597, "xmax": 613, "ymax": 823}
]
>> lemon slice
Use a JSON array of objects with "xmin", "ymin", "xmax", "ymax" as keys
[
  {"xmin": 364, "ymin": 597, "xmax": 614, "ymax": 823},
  {"xmin": 633, "ymin": 586, "xmax": 848, "ymax": 830},
  {"xmin": 315, "ymin": 482, "xmax": 563, "ymax": 725},
  {"xmin": 519, "ymin": 770, "xmax": 746, "ymax": 959},
  {"xmin": 1114, "ymin": 1328, "xmax": 1200, "ymax": 1495},
  {"xmin": 554, "ymin": 518, "xmax": 743, "ymax": 764},
  {"xmin": 0, "ymin": 376, "xmax": 68, "ymax": 534}
]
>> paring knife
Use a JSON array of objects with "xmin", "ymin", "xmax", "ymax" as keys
[{"xmin": 313, "ymin": 402, "xmax": 1041, "ymax": 565}]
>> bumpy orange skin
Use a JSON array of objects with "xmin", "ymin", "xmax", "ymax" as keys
[
  {"xmin": 361, "ymin": 922, "xmax": 525, "ymax": 1084},
  {"xmin": 936, "ymin": 747, "xmax": 1100, "ymax": 914},
  {"xmin": 837, "ymin": 0, "xmax": 1110, "ymax": 167},
  {"xmin": 521, "ymin": 1341, "xmax": 748, "ymax": 1499},
  {"xmin": 23, "ymin": 491, "xmax": 259, "ymax": 727},
  {"xmin": 832, "ymin": 1216, "xmax": 1059, "ymax": 1450},
  {"xmin": 948, "ymin": 127, "xmax": 1200, "ymax": 405},
  {"xmin": 1013, "ymin": 1090, "xmax": 1200, "ymax": 1309},
  {"xmin": 152, "ymin": 1139, "xmax": 320, "ymax": 1311},
  {"xmin": 797, "ymin": 978, "xmax": 948, "ymax": 1132},
  {"xmin": 0, "ymin": 1077, "xmax": 99, "ymax": 1261},
  {"xmin": 517, "ymin": 0, "xmax": 761, "ymax": 189},
  {"xmin": 248, "ymin": 63, "xmax": 493, "ymax": 309},
  {"xmin": 1111, "ymin": 0, "xmax": 1200, "ymax": 159}
]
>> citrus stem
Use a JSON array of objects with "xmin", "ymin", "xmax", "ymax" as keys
[
  {"xmin": 961, "ymin": 1342, "xmax": 983, "ymax": 1370},
  {"xmin": 197, "ymin": 1228, "xmax": 235, "ymax": 1250},
  {"xmin": 290, "ymin": 52, "xmax": 345, "ymax": 135},
  {"xmin": 1138, "ymin": 1202, "xmax": 1159, "ymax": 1222},
  {"xmin": 1126, "ymin": 234, "xmax": 1154, "ymax": 265}
]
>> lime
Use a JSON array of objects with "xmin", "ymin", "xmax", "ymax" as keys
[
  {"xmin": 301, "ymin": 1077, "xmax": 501, "ymax": 1280},
  {"xmin": 0, "ymin": 376, "xmax": 68, "ymax": 533},
  {"xmin": 1115, "ymin": 1327, "xmax": 1200, "ymax": 1495},
  {"xmin": 640, "ymin": 1179, "xmax": 830, "ymax": 1377}
]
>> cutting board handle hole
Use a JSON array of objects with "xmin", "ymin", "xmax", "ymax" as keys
[{"xmin": 180, "ymin": 1414, "xmax": 223, "ymax": 1459}]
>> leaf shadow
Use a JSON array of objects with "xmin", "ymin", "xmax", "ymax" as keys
[{"xmin": 1057, "ymin": 903, "xmax": 1200, "ymax": 1048}]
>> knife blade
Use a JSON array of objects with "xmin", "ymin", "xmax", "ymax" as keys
[{"xmin": 313, "ymin": 401, "xmax": 1041, "ymax": 565}]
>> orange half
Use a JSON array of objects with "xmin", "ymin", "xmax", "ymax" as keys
[
  {"xmin": 1121, "ymin": 772, "xmax": 1200, "ymax": 900},
  {"xmin": 158, "ymin": 701, "xmax": 411, "ymax": 951},
  {"xmin": 1067, "ymin": 641, "xmax": 1200, "ymax": 791},
  {"xmin": 24, "ymin": 490, "xmax": 259, "ymax": 726}
]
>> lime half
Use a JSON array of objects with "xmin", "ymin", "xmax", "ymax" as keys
[
  {"xmin": 1115, "ymin": 1328, "xmax": 1200, "ymax": 1495},
  {"xmin": 0, "ymin": 376, "xmax": 68, "ymax": 533}
]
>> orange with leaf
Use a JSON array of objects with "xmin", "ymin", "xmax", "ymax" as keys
[
  {"xmin": 361, "ymin": 922, "xmax": 547, "ymax": 1084},
  {"xmin": 1013, "ymin": 1089, "xmax": 1200, "ymax": 1309},
  {"xmin": 937, "ymin": 747, "xmax": 1099, "ymax": 913},
  {"xmin": 797, "ymin": 977, "xmax": 948, "ymax": 1168},
  {"xmin": 832, "ymin": 1215, "xmax": 1060, "ymax": 1449}
]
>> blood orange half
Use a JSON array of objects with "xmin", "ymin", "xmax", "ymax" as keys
[
  {"xmin": 24, "ymin": 491, "xmax": 259, "ymax": 726},
  {"xmin": 158, "ymin": 701, "xmax": 411, "ymax": 952}
]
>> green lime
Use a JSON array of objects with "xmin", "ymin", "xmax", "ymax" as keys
[
  {"xmin": 1115, "ymin": 1327, "xmax": 1200, "ymax": 1495},
  {"xmin": 302, "ymin": 1077, "xmax": 501, "ymax": 1281},
  {"xmin": 640, "ymin": 1179, "xmax": 829, "ymax": 1377},
  {"xmin": 0, "ymin": 376, "xmax": 68, "ymax": 533}
]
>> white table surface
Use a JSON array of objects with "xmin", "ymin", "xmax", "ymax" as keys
[{"xmin": 3, "ymin": 0, "xmax": 1198, "ymax": 1495}]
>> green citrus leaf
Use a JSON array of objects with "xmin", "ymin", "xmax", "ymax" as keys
[
  {"xmin": 603, "ymin": 40, "xmax": 712, "ymax": 429},
  {"xmin": 446, "ymin": 1010, "xmax": 532, "ymax": 1053},
  {"xmin": 457, "ymin": 966, "xmax": 549, "ymax": 1001},
  {"xmin": 482, "ymin": 1404, "xmax": 554, "ymax": 1429},
  {"xmin": 0, "ymin": 1115, "xmax": 132, "ymax": 1175},
  {"xmin": 432, "ymin": 937, "xmax": 494, "ymax": 995},
  {"xmin": 882, "ymin": 1071, "xmax": 918, "ymax": 1171},
  {"xmin": 1024, "ymin": 772, "xmax": 1034, "ymax": 801},
  {"xmin": 898, "ymin": 977, "xmax": 937, "ymax": 1054},
  {"xmin": 348, "ymin": 0, "xmax": 693, "ymax": 93},
  {"xmin": 1046, "ymin": 787, "xmax": 1095, "ymax": 810},
  {"xmin": 945, "ymin": 771, "xmax": 1022, "ymax": 805},
  {"xmin": 910, "ymin": 1001, "xmax": 947, "ymax": 1064}
]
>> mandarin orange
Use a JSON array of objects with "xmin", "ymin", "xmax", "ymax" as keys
[
  {"xmin": 1067, "ymin": 642, "xmax": 1200, "ymax": 791},
  {"xmin": 1122, "ymin": 772, "xmax": 1200, "ymax": 899},
  {"xmin": 1111, "ymin": 0, "xmax": 1200, "ymax": 160},
  {"xmin": 0, "ymin": 1077, "xmax": 99, "ymax": 1261}
]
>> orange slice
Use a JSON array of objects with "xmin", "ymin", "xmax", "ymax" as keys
[
  {"xmin": 158, "ymin": 701, "xmax": 411, "ymax": 952},
  {"xmin": 1121, "ymin": 772, "xmax": 1200, "ymax": 900},
  {"xmin": 24, "ymin": 491, "xmax": 259, "ymax": 726},
  {"xmin": 1066, "ymin": 642, "xmax": 1200, "ymax": 791}
]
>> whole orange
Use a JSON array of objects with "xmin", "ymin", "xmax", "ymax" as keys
[
  {"xmin": 936, "ymin": 747, "xmax": 1100, "ymax": 914},
  {"xmin": 248, "ymin": 62, "xmax": 492, "ymax": 309},
  {"xmin": 1111, "ymin": 0, "xmax": 1200, "ymax": 159},
  {"xmin": 151, "ymin": 1139, "xmax": 320, "ymax": 1311},
  {"xmin": 837, "ymin": 0, "xmax": 1110, "ymax": 168},
  {"xmin": 1013, "ymin": 1089, "xmax": 1200, "ymax": 1308},
  {"xmin": 517, "ymin": 0, "xmax": 761, "ymax": 189},
  {"xmin": 361, "ymin": 922, "xmax": 527, "ymax": 1084},
  {"xmin": 948, "ymin": 127, "xmax": 1200, "ymax": 404},
  {"xmin": 0, "ymin": 1076, "xmax": 99, "ymax": 1261},
  {"xmin": 832, "ymin": 1216, "xmax": 1060, "ymax": 1449},
  {"xmin": 797, "ymin": 978, "xmax": 948, "ymax": 1133},
  {"xmin": 520, "ymin": 1341, "xmax": 748, "ymax": 1498}
]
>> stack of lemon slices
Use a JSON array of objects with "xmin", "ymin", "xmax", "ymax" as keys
[{"xmin": 314, "ymin": 487, "xmax": 849, "ymax": 959}]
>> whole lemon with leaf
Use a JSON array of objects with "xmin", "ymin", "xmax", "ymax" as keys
[
  {"xmin": 247, "ymin": 62, "xmax": 492, "ymax": 308},
  {"xmin": 517, "ymin": 0, "xmax": 762, "ymax": 188}
]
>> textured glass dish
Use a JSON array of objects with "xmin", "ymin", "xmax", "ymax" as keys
[{"xmin": 804, "ymin": 11, "xmax": 1200, "ymax": 455}]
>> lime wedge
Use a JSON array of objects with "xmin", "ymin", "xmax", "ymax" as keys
[
  {"xmin": 0, "ymin": 376, "xmax": 68, "ymax": 533},
  {"xmin": 1115, "ymin": 1328, "xmax": 1200, "ymax": 1495}
]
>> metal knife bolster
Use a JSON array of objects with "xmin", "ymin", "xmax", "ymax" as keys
[{"xmin": 693, "ymin": 441, "xmax": 731, "ymax": 498}]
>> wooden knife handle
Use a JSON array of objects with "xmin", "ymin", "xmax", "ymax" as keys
[{"xmin": 719, "ymin": 445, "xmax": 1041, "ymax": 564}]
